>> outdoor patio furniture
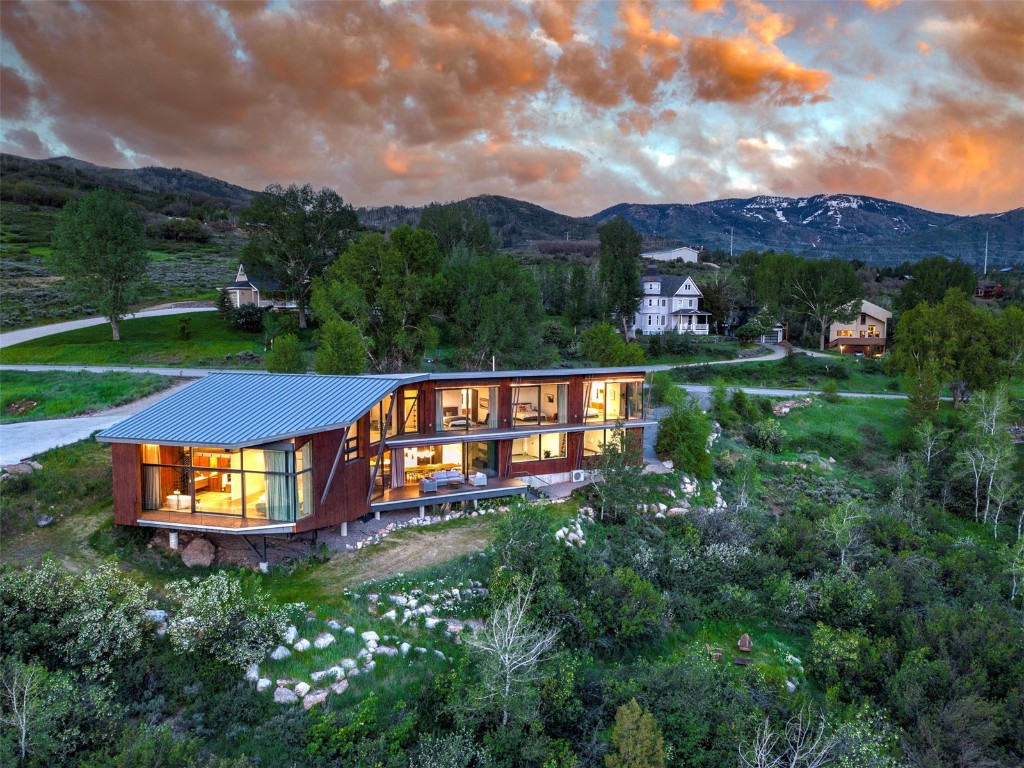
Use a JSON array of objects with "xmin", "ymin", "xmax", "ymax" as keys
[
  {"xmin": 738, "ymin": 634, "xmax": 753, "ymax": 652},
  {"xmin": 419, "ymin": 478, "xmax": 438, "ymax": 493},
  {"xmin": 469, "ymin": 472, "xmax": 487, "ymax": 487}
]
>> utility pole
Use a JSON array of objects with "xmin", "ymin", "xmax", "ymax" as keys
[
  {"xmin": 984, "ymin": 230, "xmax": 989, "ymax": 275},
  {"xmin": 730, "ymin": 227, "xmax": 734, "ymax": 259}
]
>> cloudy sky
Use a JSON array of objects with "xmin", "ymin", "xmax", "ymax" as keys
[{"xmin": 1, "ymin": 0, "xmax": 1021, "ymax": 216}]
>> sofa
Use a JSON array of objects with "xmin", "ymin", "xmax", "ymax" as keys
[{"xmin": 432, "ymin": 469, "xmax": 465, "ymax": 485}]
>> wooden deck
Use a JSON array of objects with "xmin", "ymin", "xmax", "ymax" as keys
[
  {"xmin": 136, "ymin": 510, "xmax": 295, "ymax": 535},
  {"xmin": 370, "ymin": 477, "xmax": 529, "ymax": 513}
]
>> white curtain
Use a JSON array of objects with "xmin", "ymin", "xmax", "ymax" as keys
[{"xmin": 264, "ymin": 450, "xmax": 292, "ymax": 521}]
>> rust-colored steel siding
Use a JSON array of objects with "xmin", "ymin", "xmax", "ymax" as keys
[
  {"xmin": 111, "ymin": 443, "xmax": 141, "ymax": 525},
  {"xmin": 298, "ymin": 427, "xmax": 371, "ymax": 532},
  {"xmin": 506, "ymin": 432, "xmax": 583, "ymax": 477}
]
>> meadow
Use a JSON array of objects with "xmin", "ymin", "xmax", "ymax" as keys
[{"xmin": 0, "ymin": 370, "xmax": 173, "ymax": 423}]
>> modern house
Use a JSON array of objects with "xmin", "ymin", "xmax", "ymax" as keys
[
  {"xmin": 828, "ymin": 300, "xmax": 891, "ymax": 357},
  {"xmin": 222, "ymin": 264, "xmax": 272, "ymax": 308},
  {"xmin": 96, "ymin": 368, "xmax": 651, "ymax": 540},
  {"xmin": 634, "ymin": 265, "xmax": 711, "ymax": 335},
  {"xmin": 642, "ymin": 245, "xmax": 701, "ymax": 263}
]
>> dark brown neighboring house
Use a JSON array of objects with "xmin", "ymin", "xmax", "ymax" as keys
[{"xmin": 975, "ymin": 281, "xmax": 1004, "ymax": 300}]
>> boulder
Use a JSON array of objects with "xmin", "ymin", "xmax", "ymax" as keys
[
  {"xmin": 181, "ymin": 537, "xmax": 215, "ymax": 568},
  {"xmin": 341, "ymin": 658, "xmax": 357, "ymax": 670},
  {"xmin": 293, "ymin": 638, "xmax": 311, "ymax": 652},
  {"xmin": 344, "ymin": 625, "xmax": 356, "ymax": 635},
  {"xmin": 314, "ymin": 633, "xmax": 335, "ymax": 649},
  {"xmin": 294, "ymin": 681, "xmax": 310, "ymax": 697},
  {"xmin": 270, "ymin": 645, "xmax": 291, "ymax": 661},
  {"xmin": 381, "ymin": 609, "xmax": 398, "ymax": 621},
  {"xmin": 331, "ymin": 678, "xmax": 349, "ymax": 696},
  {"xmin": 310, "ymin": 670, "xmax": 331, "ymax": 683},
  {"xmin": 283, "ymin": 625, "xmax": 299, "ymax": 644},
  {"xmin": 400, "ymin": 642, "xmax": 411, "ymax": 655},
  {"xmin": 256, "ymin": 678, "xmax": 272, "ymax": 692},
  {"xmin": 35, "ymin": 515, "xmax": 54, "ymax": 528},
  {"xmin": 374, "ymin": 645, "xmax": 399, "ymax": 657},
  {"xmin": 326, "ymin": 619, "xmax": 342, "ymax": 630},
  {"xmin": 145, "ymin": 609, "xmax": 168, "ymax": 623},
  {"xmin": 365, "ymin": 639, "xmax": 378, "ymax": 651},
  {"xmin": 325, "ymin": 665, "xmax": 344, "ymax": 679},
  {"xmin": 273, "ymin": 687, "xmax": 299, "ymax": 704},
  {"xmin": 786, "ymin": 679, "xmax": 798, "ymax": 694},
  {"xmin": 244, "ymin": 664, "xmax": 260, "ymax": 682},
  {"xmin": 424, "ymin": 617, "xmax": 442, "ymax": 629},
  {"xmin": 360, "ymin": 630, "xmax": 380, "ymax": 643},
  {"xmin": 303, "ymin": 689, "xmax": 328, "ymax": 710}
]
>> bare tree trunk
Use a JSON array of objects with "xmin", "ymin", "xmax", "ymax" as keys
[{"xmin": 110, "ymin": 316, "xmax": 121, "ymax": 341}]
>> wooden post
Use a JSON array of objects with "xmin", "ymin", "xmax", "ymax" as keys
[
  {"xmin": 419, "ymin": 505, "xmax": 425, "ymax": 519},
  {"xmin": 168, "ymin": 531, "xmax": 179, "ymax": 550}
]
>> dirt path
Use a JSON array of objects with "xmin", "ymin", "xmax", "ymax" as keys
[{"xmin": 307, "ymin": 518, "xmax": 496, "ymax": 592}]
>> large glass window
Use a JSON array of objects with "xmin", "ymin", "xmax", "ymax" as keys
[
  {"xmin": 584, "ymin": 380, "xmax": 644, "ymax": 423},
  {"xmin": 511, "ymin": 432, "xmax": 567, "ymax": 463},
  {"xmin": 140, "ymin": 442, "xmax": 313, "ymax": 522},
  {"xmin": 401, "ymin": 390, "xmax": 419, "ymax": 433},
  {"xmin": 511, "ymin": 383, "xmax": 567, "ymax": 426},
  {"xmin": 344, "ymin": 423, "xmax": 360, "ymax": 461},
  {"xmin": 435, "ymin": 387, "xmax": 497, "ymax": 431},
  {"xmin": 369, "ymin": 395, "xmax": 398, "ymax": 444}
]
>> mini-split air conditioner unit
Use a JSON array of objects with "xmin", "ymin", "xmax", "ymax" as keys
[{"xmin": 571, "ymin": 469, "xmax": 588, "ymax": 483}]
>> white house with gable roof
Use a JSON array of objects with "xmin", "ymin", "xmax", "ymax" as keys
[{"xmin": 634, "ymin": 265, "xmax": 710, "ymax": 335}]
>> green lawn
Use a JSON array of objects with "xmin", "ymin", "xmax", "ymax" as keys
[
  {"xmin": 675, "ymin": 353, "xmax": 904, "ymax": 394},
  {"xmin": 0, "ymin": 370, "xmax": 173, "ymax": 423},
  {"xmin": 778, "ymin": 396, "xmax": 911, "ymax": 463},
  {"xmin": 646, "ymin": 340, "xmax": 741, "ymax": 366},
  {"xmin": 0, "ymin": 311, "xmax": 267, "ymax": 367}
]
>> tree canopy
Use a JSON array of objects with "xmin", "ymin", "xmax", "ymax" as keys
[
  {"xmin": 50, "ymin": 189, "xmax": 148, "ymax": 341},
  {"xmin": 449, "ymin": 254, "xmax": 553, "ymax": 370},
  {"xmin": 417, "ymin": 201, "xmax": 496, "ymax": 260},
  {"xmin": 310, "ymin": 225, "xmax": 442, "ymax": 373},
  {"xmin": 598, "ymin": 217, "xmax": 643, "ymax": 336},
  {"xmin": 790, "ymin": 258, "xmax": 862, "ymax": 350},
  {"xmin": 894, "ymin": 255, "xmax": 976, "ymax": 315},
  {"xmin": 240, "ymin": 184, "xmax": 358, "ymax": 328},
  {"xmin": 891, "ymin": 288, "xmax": 1006, "ymax": 410}
]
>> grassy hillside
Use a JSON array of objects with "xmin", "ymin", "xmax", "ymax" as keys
[{"xmin": 0, "ymin": 201, "xmax": 243, "ymax": 329}]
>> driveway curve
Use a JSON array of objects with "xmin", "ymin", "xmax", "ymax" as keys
[{"xmin": 0, "ymin": 305, "xmax": 216, "ymax": 350}]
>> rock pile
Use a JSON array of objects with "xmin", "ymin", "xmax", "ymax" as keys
[
  {"xmin": 554, "ymin": 506, "xmax": 595, "ymax": 548},
  {"xmin": 348, "ymin": 504, "xmax": 511, "ymax": 551}
]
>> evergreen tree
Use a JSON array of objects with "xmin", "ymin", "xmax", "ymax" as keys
[{"xmin": 605, "ymin": 698, "xmax": 666, "ymax": 768}]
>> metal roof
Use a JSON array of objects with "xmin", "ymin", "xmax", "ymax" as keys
[
  {"xmin": 428, "ymin": 366, "xmax": 651, "ymax": 381},
  {"xmin": 96, "ymin": 372, "xmax": 416, "ymax": 448}
]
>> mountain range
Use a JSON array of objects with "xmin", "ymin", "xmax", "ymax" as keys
[{"xmin": 2, "ymin": 154, "xmax": 1019, "ymax": 267}]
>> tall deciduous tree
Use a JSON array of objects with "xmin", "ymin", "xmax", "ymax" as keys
[
  {"xmin": 790, "ymin": 258, "xmax": 862, "ymax": 350},
  {"xmin": 598, "ymin": 217, "xmax": 643, "ymax": 336},
  {"xmin": 894, "ymin": 255, "xmax": 976, "ymax": 315},
  {"xmin": 311, "ymin": 226, "xmax": 442, "ymax": 373},
  {"xmin": 241, "ymin": 184, "xmax": 358, "ymax": 328},
  {"xmin": 50, "ymin": 189, "xmax": 147, "ymax": 341},
  {"xmin": 892, "ymin": 289, "xmax": 1005, "ymax": 410},
  {"xmin": 418, "ymin": 201, "xmax": 496, "ymax": 259},
  {"xmin": 450, "ymin": 254, "xmax": 552, "ymax": 370}
]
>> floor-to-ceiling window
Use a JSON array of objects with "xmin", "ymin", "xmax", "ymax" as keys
[
  {"xmin": 511, "ymin": 383, "xmax": 567, "ymax": 426},
  {"xmin": 435, "ymin": 386, "xmax": 498, "ymax": 432},
  {"xmin": 140, "ymin": 442, "xmax": 312, "ymax": 521},
  {"xmin": 583, "ymin": 380, "xmax": 644, "ymax": 423}
]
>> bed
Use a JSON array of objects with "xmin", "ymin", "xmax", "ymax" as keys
[{"xmin": 513, "ymin": 405, "xmax": 544, "ymax": 423}]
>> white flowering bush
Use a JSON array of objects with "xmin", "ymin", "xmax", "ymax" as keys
[
  {"xmin": 0, "ymin": 560, "xmax": 148, "ymax": 679},
  {"xmin": 166, "ymin": 572, "xmax": 288, "ymax": 669}
]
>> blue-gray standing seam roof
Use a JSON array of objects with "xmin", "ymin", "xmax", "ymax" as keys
[{"xmin": 95, "ymin": 372, "xmax": 416, "ymax": 448}]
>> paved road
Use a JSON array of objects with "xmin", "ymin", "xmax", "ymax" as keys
[
  {"xmin": 0, "ymin": 380, "xmax": 194, "ymax": 466},
  {"xmin": 1, "ymin": 363, "xmax": 261, "ymax": 378},
  {"xmin": 0, "ymin": 305, "xmax": 216, "ymax": 349}
]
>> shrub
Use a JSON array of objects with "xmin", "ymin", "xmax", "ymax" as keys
[
  {"xmin": 655, "ymin": 396, "xmax": 713, "ymax": 479},
  {"xmin": 592, "ymin": 567, "xmax": 664, "ymax": 646},
  {"xmin": 265, "ymin": 333, "xmax": 306, "ymax": 373},
  {"xmin": 166, "ymin": 572, "xmax": 288, "ymax": 669},
  {"xmin": 748, "ymin": 419, "xmax": 786, "ymax": 453},
  {"xmin": 649, "ymin": 371, "xmax": 675, "ymax": 406},
  {"xmin": 177, "ymin": 315, "xmax": 193, "ymax": 341},
  {"xmin": 605, "ymin": 698, "xmax": 666, "ymax": 768},
  {"xmin": 821, "ymin": 379, "xmax": 842, "ymax": 404},
  {"xmin": 232, "ymin": 303, "xmax": 265, "ymax": 333},
  {"xmin": 216, "ymin": 289, "xmax": 234, "ymax": 320}
]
